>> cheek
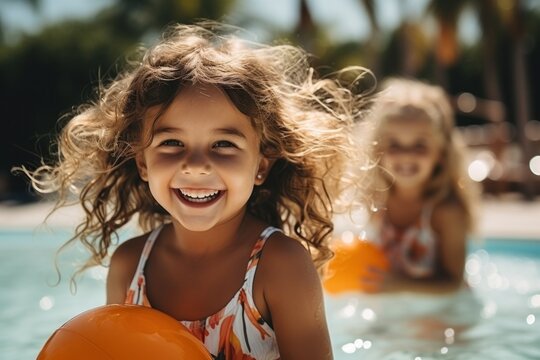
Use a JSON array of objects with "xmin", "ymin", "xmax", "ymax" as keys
[
  {"xmin": 143, "ymin": 156, "xmax": 180, "ymax": 187},
  {"xmin": 146, "ymin": 157, "xmax": 174, "ymax": 174},
  {"xmin": 381, "ymin": 153, "xmax": 403, "ymax": 166},
  {"xmin": 213, "ymin": 150, "xmax": 260, "ymax": 170}
]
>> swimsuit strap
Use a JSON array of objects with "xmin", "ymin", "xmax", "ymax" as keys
[
  {"xmin": 244, "ymin": 226, "xmax": 282, "ymax": 291},
  {"xmin": 132, "ymin": 225, "xmax": 279, "ymax": 282},
  {"xmin": 128, "ymin": 224, "xmax": 280, "ymax": 299},
  {"xmin": 132, "ymin": 225, "xmax": 164, "ymax": 280}
]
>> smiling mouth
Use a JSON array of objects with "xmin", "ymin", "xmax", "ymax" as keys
[
  {"xmin": 176, "ymin": 189, "xmax": 222, "ymax": 203},
  {"xmin": 394, "ymin": 164, "xmax": 418, "ymax": 176}
]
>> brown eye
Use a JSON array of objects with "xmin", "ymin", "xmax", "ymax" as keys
[
  {"xmin": 386, "ymin": 142, "xmax": 402, "ymax": 154},
  {"xmin": 212, "ymin": 140, "xmax": 236, "ymax": 149},
  {"xmin": 160, "ymin": 139, "xmax": 183, "ymax": 147}
]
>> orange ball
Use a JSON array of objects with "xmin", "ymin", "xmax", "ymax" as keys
[
  {"xmin": 323, "ymin": 234, "xmax": 389, "ymax": 294},
  {"xmin": 37, "ymin": 304, "xmax": 211, "ymax": 360}
]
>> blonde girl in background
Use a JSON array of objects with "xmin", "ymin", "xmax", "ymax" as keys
[
  {"xmin": 361, "ymin": 78, "xmax": 479, "ymax": 293},
  {"xmin": 18, "ymin": 22, "xmax": 371, "ymax": 359}
]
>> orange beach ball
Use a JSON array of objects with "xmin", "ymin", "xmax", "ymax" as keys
[
  {"xmin": 323, "ymin": 234, "xmax": 389, "ymax": 294},
  {"xmin": 37, "ymin": 304, "xmax": 211, "ymax": 360}
]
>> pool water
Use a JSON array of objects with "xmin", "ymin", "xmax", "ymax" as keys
[
  {"xmin": 1, "ymin": 229, "xmax": 539, "ymax": 360},
  {"xmin": 326, "ymin": 239, "xmax": 540, "ymax": 360}
]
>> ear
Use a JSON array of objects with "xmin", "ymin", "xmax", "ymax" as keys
[
  {"xmin": 254, "ymin": 156, "xmax": 275, "ymax": 185},
  {"xmin": 135, "ymin": 153, "xmax": 148, "ymax": 181}
]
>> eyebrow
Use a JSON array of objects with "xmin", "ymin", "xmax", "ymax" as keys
[
  {"xmin": 152, "ymin": 126, "xmax": 248, "ymax": 140},
  {"xmin": 152, "ymin": 127, "xmax": 179, "ymax": 136},
  {"xmin": 214, "ymin": 127, "xmax": 248, "ymax": 139}
]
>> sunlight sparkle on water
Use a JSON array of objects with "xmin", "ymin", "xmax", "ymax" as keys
[
  {"xmin": 341, "ymin": 338, "xmax": 372, "ymax": 354},
  {"xmin": 529, "ymin": 294, "xmax": 540, "ymax": 308},
  {"xmin": 89, "ymin": 265, "xmax": 108, "ymax": 280},
  {"xmin": 444, "ymin": 327, "xmax": 455, "ymax": 344},
  {"xmin": 39, "ymin": 296, "xmax": 54, "ymax": 311},
  {"xmin": 467, "ymin": 274, "xmax": 482, "ymax": 287},
  {"xmin": 481, "ymin": 301, "xmax": 497, "ymax": 318},
  {"xmin": 341, "ymin": 343, "xmax": 356, "ymax": 354},
  {"xmin": 361, "ymin": 308, "xmax": 376, "ymax": 321},
  {"xmin": 465, "ymin": 256, "xmax": 481, "ymax": 275},
  {"xmin": 341, "ymin": 304, "xmax": 356, "ymax": 318},
  {"xmin": 487, "ymin": 273, "xmax": 503, "ymax": 289}
]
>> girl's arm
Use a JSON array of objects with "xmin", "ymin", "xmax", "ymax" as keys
[
  {"xmin": 261, "ymin": 234, "xmax": 333, "ymax": 360},
  {"xmin": 433, "ymin": 202, "xmax": 468, "ymax": 283},
  {"xmin": 106, "ymin": 236, "xmax": 145, "ymax": 304}
]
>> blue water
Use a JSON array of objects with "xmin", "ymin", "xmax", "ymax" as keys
[
  {"xmin": 0, "ymin": 229, "xmax": 110, "ymax": 360},
  {"xmin": 1, "ymin": 229, "xmax": 540, "ymax": 360},
  {"xmin": 327, "ymin": 238, "xmax": 540, "ymax": 360}
]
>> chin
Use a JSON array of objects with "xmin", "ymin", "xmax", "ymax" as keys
[
  {"xmin": 395, "ymin": 177, "xmax": 424, "ymax": 188},
  {"xmin": 178, "ymin": 220, "xmax": 216, "ymax": 232}
]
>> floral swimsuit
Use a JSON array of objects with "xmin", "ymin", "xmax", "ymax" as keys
[
  {"xmin": 124, "ymin": 225, "xmax": 281, "ymax": 360},
  {"xmin": 370, "ymin": 206, "xmax": 437, "ymax": 278}
]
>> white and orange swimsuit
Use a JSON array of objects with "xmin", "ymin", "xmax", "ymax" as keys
[{"xmin": 125, "ymin": 225, "xmax": 281, "ymax": 360}]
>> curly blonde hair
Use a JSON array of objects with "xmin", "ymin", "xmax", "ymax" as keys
[
  {"xmin": 367, "ymin": 78, "xmax": 479, "ymax": 232},
  {"xmin": 18, "ymin": 22, "xmax": 371, "ymax": 278}
]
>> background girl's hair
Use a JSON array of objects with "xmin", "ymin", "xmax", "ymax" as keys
[
  {"xmin": 367, "ymin": 77, "xmax": 479, "ymax": 233},
  {"xmin": 15, "ymin": 21, "xmax": 373, "ymax": 280}
]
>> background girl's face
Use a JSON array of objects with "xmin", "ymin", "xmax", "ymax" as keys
[
  {"xmin": 379, "ymin": 116, "xmax": 442, "ymax": 191},
  {"xmin": 136, "ymin": 84, "xmax": 270, "ymax": 232}
]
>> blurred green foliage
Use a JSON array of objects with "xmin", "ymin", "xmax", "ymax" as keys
[{"xmin": 1, "ymin": 0, "xmax": 539, "ymax": 199}]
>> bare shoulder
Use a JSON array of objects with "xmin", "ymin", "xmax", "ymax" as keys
[
  {"xmin": 257, "ymin": 231, "xmax": 332, "ymax": 358},
  {"xmin": 257, "ymin": 230, "xmax": 323, "ymax": 307},
  {"xmin": 109, "ymin": 234, "xmax": 147, "ymax": 269},
  {"xmin": 260, "ymin": 232, "xmax": 317, "ymax": 276},
  {"xmin": 106, "ymin": 233, "xmax": 148, "ymax": 304}
]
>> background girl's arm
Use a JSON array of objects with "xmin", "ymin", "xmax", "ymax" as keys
[
  {"xmin": 261, "ymin": 234, "xmax": 333, "ymax": 360},
  {"xmin": 433, "ymin": 202, "xmax": 468, "ymax": 284}
]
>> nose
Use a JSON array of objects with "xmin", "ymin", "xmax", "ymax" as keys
[{"xmin": 181, "ymin": 150, "xmax": 211, "ymax": 175}]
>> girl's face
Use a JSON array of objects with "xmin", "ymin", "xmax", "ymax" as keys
[
  {"xmin": 136, "ymin": 84, "xmax": 271, "ymax": 232},
  {"xmin": 379, "ymin": 116, "xmax": 442, "ymax": 191}
]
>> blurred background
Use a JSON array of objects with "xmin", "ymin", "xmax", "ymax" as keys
[{"xmin": 0, "ymin": 0, "xmax": 539, "ymax": 203}]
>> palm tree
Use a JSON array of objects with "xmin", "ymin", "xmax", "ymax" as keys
[
  {"xmin": 358, "ymin": 0, "xmax": 382, "ymax": 75},
  {"xmin": 426, "ymin": 0, "xmax": 468, "ymax": 86},
  {"xmin": 508, "ymin": 0, "xmax": 536, "ymax": 199}
]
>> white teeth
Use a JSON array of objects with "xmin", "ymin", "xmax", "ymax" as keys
[
  {"xmin": 178, "ymin": 189, "xmax": 220, "ymax": 202},
  {"xmin": 395, "ymin": 164, "xmax": 417, "ymax": 176}
]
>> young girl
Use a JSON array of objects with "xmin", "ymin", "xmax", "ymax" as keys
[
  {"xmin": 360, "ymin": 78, "xmax": 479, "ymax": 293},
  {"xmin": 20, "ymin": 23, "xmax": 369, "ymax": 359}
]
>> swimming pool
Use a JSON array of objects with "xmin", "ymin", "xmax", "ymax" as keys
[
  {"xmin": 326, "ymin": 238, "xmax": 540, "ymax": 359},
  {"xmin": 1, "ymin": 229, "xmax": 539, "ymax": 360}
]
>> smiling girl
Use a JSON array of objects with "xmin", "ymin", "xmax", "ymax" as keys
[
  {"xmin": 361, "ymin": 78, "xmax": 479, "ymax": 293},
  {"xmin": 18, "ymin": 23, "xmax": 370, "ymax": 359}
]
